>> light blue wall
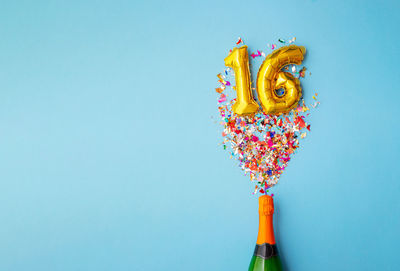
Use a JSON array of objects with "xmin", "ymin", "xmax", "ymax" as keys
[{"xmin": 0, "ymin": 0, "xmax": 399, "ymax": 270}]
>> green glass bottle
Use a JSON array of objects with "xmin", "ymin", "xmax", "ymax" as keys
[{"xmin": 248, "ymin": 195, "xmax": 282, "ymax": 271}]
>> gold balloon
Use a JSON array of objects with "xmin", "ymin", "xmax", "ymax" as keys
[
  {"xmin": 224, "ymin": 46, "xmax": 259, "ymax": 115},
  {"xmin": 256, "ymin": 45, "xmax": 306, "ymax": 114}
]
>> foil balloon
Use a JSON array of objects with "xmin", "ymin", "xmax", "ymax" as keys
[
  {"xmin": 224, "ymin": 46, "xmax": 259, "ymax": 115},
  {"xmin": 256, "ymin": 45, "xmax": 306, "ymax": 114}
]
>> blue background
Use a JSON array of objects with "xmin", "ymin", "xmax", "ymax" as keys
[{"xmin": 0, "ymin": 0, "xmax": 399, "ymax": 270}]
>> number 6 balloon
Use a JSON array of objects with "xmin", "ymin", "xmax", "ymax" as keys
[{"xmin": 225, "ymin": 45, "xmax": 306, "ymax": 115}]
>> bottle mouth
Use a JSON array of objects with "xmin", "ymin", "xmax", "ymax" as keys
[{"xmin": 259, "ymin": 195, "xmax": 274, "ymax": 215}]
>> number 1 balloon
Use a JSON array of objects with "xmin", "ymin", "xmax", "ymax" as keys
[{"xmin": 224, "ymin": 46, "xmax": 259, "ymax": 115}]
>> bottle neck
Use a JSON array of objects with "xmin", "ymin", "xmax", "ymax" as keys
[
  {"xmin": 256, "ymin": 195, "xmax": 276, "ymax": 245},
  {"xmin": 256, "ymin": 214, "xmax": 276, "ymax": 245}
]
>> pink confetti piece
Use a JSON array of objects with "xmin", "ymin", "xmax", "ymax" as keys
[
  {"xmin": 251, "ymin": 50, "xmax": 262, "ymax": 59},
  {"xmin": 218, "ymin": 93, "xmax": 227, "ymax": 103}
]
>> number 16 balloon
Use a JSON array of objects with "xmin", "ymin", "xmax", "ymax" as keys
[{"xmin": 225, "ymin": 45, "xmax": 306, "ymax": 115}]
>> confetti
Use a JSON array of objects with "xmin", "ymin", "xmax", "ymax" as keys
[
  {"xmin": 214, "ymin": 39, "xmax": 319, "ymax": 194},
  {"xmin": 278, "ymin": 38, "xmax": 285, "ymax": 43},
  {"xmin": 311, "ymin": 101, "xmax": 320, "ymax": 108},
  {"xmin": 236, "ymin": 37, "xmax": 243, "ymax": 45},
  {"xmin": 251, "ymin": 50, "xmax": 263, "ymax": 59},
  {"xmin": 218, "ymin": 93, "xmax": 227, "ymax": 103},
  {"xmin": 215, "ymin": 86, "xmax": 225, "ymax": 93},
  {"xmin": 299, "ymin": 67, "xmax": 307, "ymax": 78}
]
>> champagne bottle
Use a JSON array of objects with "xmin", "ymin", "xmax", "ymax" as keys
[{"xmin": 248, "ymin": 195, "xmax": 283, "ymax": 271}]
